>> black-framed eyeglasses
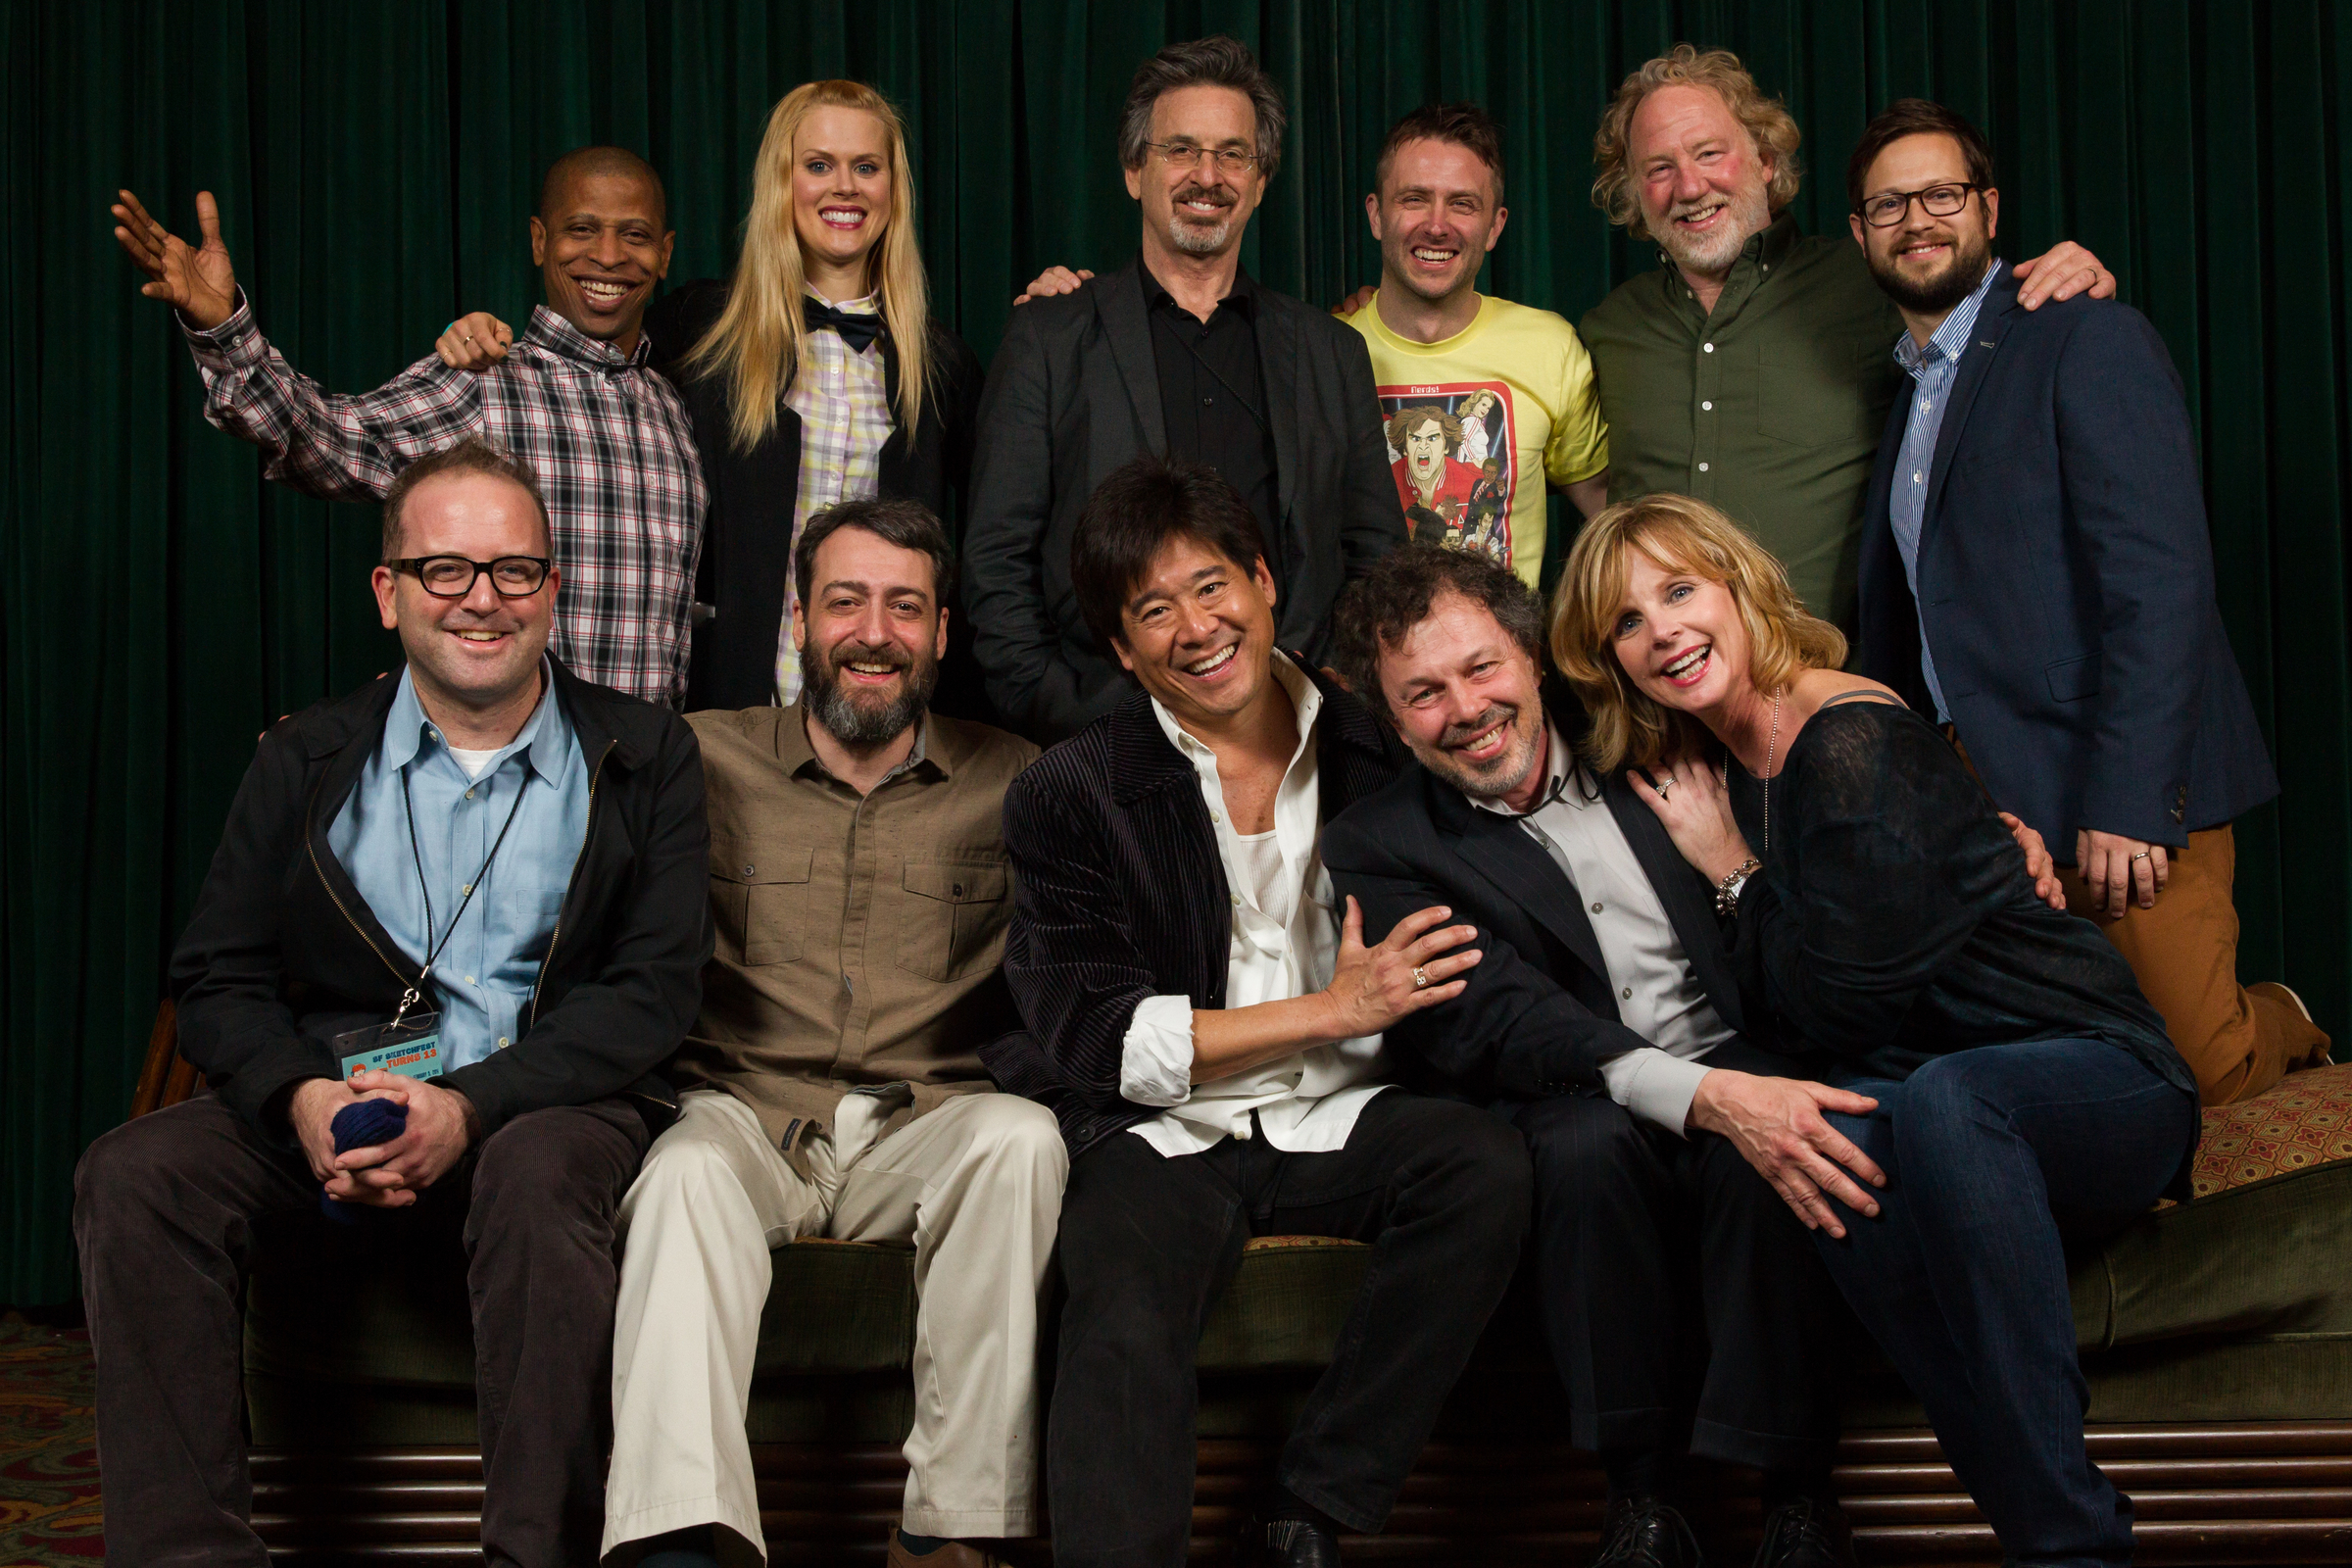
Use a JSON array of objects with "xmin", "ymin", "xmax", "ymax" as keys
[
  {"xmin": 1143, "ymin": 140, "xmax": 1261, "ymax": 175},
  {"xmin": 389, "ymin": 555, "xmax": 554, "ymax": 598},
  {"xmin": 1857, "ymin": 181, "xmax": 1985, "ymax": 227}
]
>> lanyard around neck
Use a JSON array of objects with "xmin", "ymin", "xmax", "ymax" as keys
[{"xmin": 396, "ymin": 748, "xmax": 531, "ymax": 1018}]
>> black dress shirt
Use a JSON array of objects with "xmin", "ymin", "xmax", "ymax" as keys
[{"xmin": 1143, "ymin": 264, "xmax": 1283, "ymax": 590}]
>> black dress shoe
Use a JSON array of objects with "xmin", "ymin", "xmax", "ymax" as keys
[
  {"xmin": 1591, "ymin": 1495, "xmax": 1703, "ymax": 1568},
  {"xmin": 1749, "ymin": 1497, "xmax": 1857, "ymax": 1568},
  {"xmin": 1263, "ymin": 1517, "xmax": 1342, "ymax": 1566}
]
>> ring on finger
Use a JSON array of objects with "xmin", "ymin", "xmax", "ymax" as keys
[
  {"xmin": 1411, "ymin": 965, "xmax": 1430, "ymax": 991},
  {"xmin": 1656, "ymin": 777, "xmax": 1673, "ymax": 800},
  {"xmin": 2131, "ymin": 850, "xmax": 2150, "ymax": 861}
]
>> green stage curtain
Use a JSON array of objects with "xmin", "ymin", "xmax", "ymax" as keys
[{"xmin": 4, "ymin": 0, "xmax": 2345, "ymax": 1304}]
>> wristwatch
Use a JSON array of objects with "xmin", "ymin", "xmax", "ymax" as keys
[{"xmin": 1714, "ymin": 858, "xmax": 1762, "ymax": 917}]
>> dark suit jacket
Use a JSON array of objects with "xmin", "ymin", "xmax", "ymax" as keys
[
  {"xmin": 960, "ymin": 256, "xmax": 1406, "ymax": 743},
  {"xmin": 644, "ymin": 281, "xmax": 986, "ymax": 713},
  {"xmin": 981, "ymin": 661, "xmax": 1400, "ymax": 1154},
  {"xmin": 1852, "ymin": 267, "xmax": 2275, "ymax": 851},
  {"xmin": 1323, "ymin": 721, "xmax": 1770, "ymax": 1104}
]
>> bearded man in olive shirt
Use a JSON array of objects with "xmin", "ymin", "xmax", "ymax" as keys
[
  {"xmin": 605, "ymin": 499, "xmax": 1061, "ymax": 1568},
  {"xmin": 1578, "ymin": 46, "xmax": 2113, "ymax": 628}
]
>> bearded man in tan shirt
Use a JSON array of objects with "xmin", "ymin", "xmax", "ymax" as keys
[{"xmin": 605, "ymin": 498, "xmax": 1056, "ymax": 1568}]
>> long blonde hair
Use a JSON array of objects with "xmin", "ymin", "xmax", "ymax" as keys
[
  {"xmin": 1550, "ymin": 494, "xmax": 1846, "ymax": 773},
  {"xmin": 686, "ymin": 80, "xmax": 932, "ymax": 450}
]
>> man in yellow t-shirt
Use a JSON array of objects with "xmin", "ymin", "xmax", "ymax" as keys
[{"xmin": 1344, "ymin": 103, "xmax": 1610, "ymax": 589}]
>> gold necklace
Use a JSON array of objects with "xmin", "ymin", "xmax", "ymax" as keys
[{"xmin": 1718, "ymin": 687, "xmax": 1784, "ymax": 851}]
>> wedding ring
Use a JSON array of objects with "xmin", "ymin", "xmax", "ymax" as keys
[
  {"xmin": 1656, "ymin": 777, "xmax": 1674, "ymax": 800},
  {"xmin": 2131, "ymin": 850, "xmax": 2150, "ymax": 861},
  {"xmin": 1411, "ymin": 965, "xmax": 1431, "ymax": 990}
]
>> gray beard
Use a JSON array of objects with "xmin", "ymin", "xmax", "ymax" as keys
[
  {"xmin": 1416, "ymin": 708, "xmax": 1544, "ymax": 803},
  {"xmin": 1654, "ymin": 183, "xmax": 1774, "ymax": 276},
  {"xmin": 806, "ymin": 650, "xmax": 937, "ymax": 746},
  {"xmin": 1166, "ymin": 214, "xmax": 1234, "ymax": 256}
]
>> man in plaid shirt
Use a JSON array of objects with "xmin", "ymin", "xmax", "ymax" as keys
[{"xmin": 113, "ymin": 148, "xmax": 707, "ymax": 706}]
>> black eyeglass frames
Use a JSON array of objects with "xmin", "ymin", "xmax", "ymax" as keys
[
  {"xmin": 387, "ymin": 555, "xmax": 554, "ymax": 599},
  {"xmin": 1857, "ymin": 182, "xmax": 1985, "ymax": 227}
]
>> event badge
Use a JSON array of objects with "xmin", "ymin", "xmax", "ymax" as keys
[{"xmin": 333, "ymin": 990, "xmax": 444, "ymax": 1082}]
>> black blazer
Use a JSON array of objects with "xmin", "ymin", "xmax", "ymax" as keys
[
  {"xmin": 981, "ymin": 662, "xmax": 1400, "ymax": 1154},
  {"xmin": 960, "ymin": 257, "xmax": 1406, "ymax": 743},
  {"xmin": 1323, "ymin": 711, "xmax": 1759, "ymax": 1103},
  {"xmin": 169, "ymin": 660, "xmax": 711, "ymax": 1146},
  {"xmin": 645, "ymin": 281, "xmax": 986, "ymax": 713},
  {"xmin": 1852, "ymin": 267, "xmax": 2276, "ymax": 851}
]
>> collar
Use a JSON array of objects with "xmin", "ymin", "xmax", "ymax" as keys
[
  {"xmin": 775, "ymin": 700, "xmax": 939, "ymax": 784},
  {"xmin": 1357, "ymin": 289, "xmax": 1495, "ymax": 355},
  {"xmin": 1657, "ymin": 207, "xmax": 1804, "ymax": 292},
  {"xmin": 1140, "ymin": 256, "xmax": 1259, "ymax": 318},
  {"xmin": 804, "ymin": 283, "xmax": 882, "ymax": 316},
  {"xmin": 1467, "ymin": 718, "xmax": 1586, "ymax": 817},
  {"xmin": 380, "ymin": 659, "xmax": 570, "ymax": 785},
  {"xmin": 1893, "ymin": 257, "xmax": 2008, "ymax": 373},
  {"xmin": 521, "ymin": 304, "xmax": 653, "ymax": 371},
  {"xmin": 1147, "ymin": 649, "xmax": 1318, "ymax": 771}
]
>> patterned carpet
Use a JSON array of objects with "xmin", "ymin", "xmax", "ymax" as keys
[{"xmin": 0, "ymin": 1314, "xmax": 99, "ymax": 1565}]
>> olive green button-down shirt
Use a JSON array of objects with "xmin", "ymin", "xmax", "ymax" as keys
[
  {"xmin": 1580, "ymin": 211, "xmax": 1904, "ymax": 629},
  {"xmin": 671, "ymin": 703, "xmax": 1040, "ymax": 1164}
]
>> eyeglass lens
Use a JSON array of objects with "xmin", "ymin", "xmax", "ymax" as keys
[
  {"xmin": 1866, "ymin": 184, "xmax": 1971, "ymax": 225},
  {"xmin": 416, "ymin": 557, "xmax": 548, "ymax": 596}
]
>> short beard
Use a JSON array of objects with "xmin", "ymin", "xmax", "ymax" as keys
[
  {"xmin": 1165, "ymin": 214, "xmax": 1234, "ymax": 256},
  {"xmin": 805, "ymin": 640, "xmax": 937, "ymax": 747},
  {"xmin": 1411, "ymin": 702, "xmax": 1542, "ymax": 802},
  {"xmin": 1652, "ymin": 179, "xmax": 1773, "ymax": 276},
  {"xmin": 1868, "ymin": 226, "xmax": 1993, "ymax": 316}
]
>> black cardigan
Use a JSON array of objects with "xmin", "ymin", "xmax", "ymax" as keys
[
  {"xmin": 645, "ymin": 280, "xmax": 985, "ymax": 712},
  {"xmin": 981, "ymin": 662, "xmax": 1401, "ymax": 1154},
  {"xmin": 169, "ymin": 660, "xmax": 712, "ymax": 1145}
]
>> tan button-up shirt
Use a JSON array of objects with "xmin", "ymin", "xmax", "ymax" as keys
[{"xmin": 671, "ymin": 703, "xmax": 1040, "ymax": 1161}]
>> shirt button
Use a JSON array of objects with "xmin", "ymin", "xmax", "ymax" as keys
[
  {"xmin": 465, "ymin": 789, "xmax": 475, "ymax": 800},
  {"xmin": 1703, "ymin": 342, "xmax": 1715, "ymax": 353},
  {"xmin": 1912, "ymin": 472, "xmax": 1924, "ymax": 483},
  {"xmin": 1701, "ymin": 400, "xmax": 1713, "ymax": 412},
  {"xmin": 1698, "ymin": 462, "xmax": 1710, "ymax": 472},
  {"xmin": 1592, "ymin": 902, "xmax": 1603, "ymax": 913},
  {"xmin": 1202, "ymin": 397, "xmax": 1214, "ymax": 407},
  {"xmin": 952, "ymin": 882, "xmax": 963, "ymax": 898},
  {"xmin": 1622, "ymin": 987, "xmax": 1634, "ymax": 1000},
  {"xmin": 1211, "ymin": 809, "xmax": 1222, "ymax": 823},
  {"xmin": 1920, "ymin": 399, "xmax": 1933, "ymax": 411},
  {"xmin": 497, "ymin": 1036, "xmax": 509, "ymax": 1049},
  {"xmin": 743, "ymin": 863, "xmax": 757, "ymax": 877},
  {"xmin": 465, "ymin": 975, "xmax": 476, "ymax": 986},
  {"xmin": 1232, "ymin": 894, "xmax": 1242, "ymax": 907}
]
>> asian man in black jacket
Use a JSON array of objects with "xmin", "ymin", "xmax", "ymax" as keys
[{"xmin": 74, "ymin": 437, "xmax": 710, "ymax": 1568}]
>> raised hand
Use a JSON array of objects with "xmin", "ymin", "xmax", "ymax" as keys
[
  {"xmin": 436, "ymin": 311, "xmax": 514, "ymax": 371},
  {"xmin": 112, "ymin": 188, "xmax": 237, "ymax": 330},
  {"xmin": 1627, "ymin": 755, "xmax": 1755, "ymax": 885},
  {"xmin": 1319, "ymin": 898, "xmax": 1481, "ymax": 1040}
]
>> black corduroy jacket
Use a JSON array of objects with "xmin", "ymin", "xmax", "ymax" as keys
[
  {"xmin": 982, "ymin": 661, "xmax": 1399, "ymax": 1155},
  {"xmin": 169, "ymin": 659, "xmax": 712, "ymax": 1146}
]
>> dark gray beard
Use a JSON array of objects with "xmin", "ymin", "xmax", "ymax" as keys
[
  {"xmin": 1417, "ymin": 703, "xmax": 1542, "ymax": 802},
  {"xmin": 805, "ymin": 644, "xmax": 938, "ymax": 746},
  {"xmin": 1870, "ymin": 228, "xmax": 1993, "ymax": 316}
]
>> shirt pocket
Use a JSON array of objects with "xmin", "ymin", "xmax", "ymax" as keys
[
  {"xmin": 709, "ymin": 833, "xmax": 814, "ymax": 966},
  {"xmin": 894, "ymin": 858, "xmax": 1011, "ymax": 982}
]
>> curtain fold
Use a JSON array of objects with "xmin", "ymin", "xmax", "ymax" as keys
[{"xmin": 4, "ymin": 0, "xmax": 2344, "ymax": 1304}]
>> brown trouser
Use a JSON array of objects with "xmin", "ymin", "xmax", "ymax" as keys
[
  {"xmin": 74, "ymin": 1090, "xmax": 648, "ymax": 1568},
  {"xmin": 2054, "ymin": 824, "xmax": 2330, "ymax": 1103}
]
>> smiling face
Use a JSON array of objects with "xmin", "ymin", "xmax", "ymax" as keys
[
  {"xmin": 1368, "ymin": 136, "xmax": 1506, "ymax": 307},
  {"xmin": 1112, "ymin": 532, "xmax": 1279, "ymax": 729},
  {"xmin": 1853, "ymin": 131, "xmax": 1999, "ymax": 318},
  {"xmin": 1124, "ymin": 84, "xmax": 1266, "ymax": 261},
  {"xmin": 1378, "ymin": 590, "xmax": 1547, "ymax": 803},
  {"xmin": 785, "ymin": 105, "xmax": 895, "ymax": 293},
  {"xmin": 1607, "ymin": 547, "xmax": 1755, "ymax": 717},
  {"xmin": 1628, "ymin": 84, "xmax": 1776, "ymax": 279},
  {"xmin": 372, "ymin": 472, "xmax": 558, "ymax": 713},
  {"xmin": 793, "ymin": 524, "xmax": 945, "ymax": 746},
  {"xmin": 530, "ymin": 170, "xmax": 673, "ymax": 352}
]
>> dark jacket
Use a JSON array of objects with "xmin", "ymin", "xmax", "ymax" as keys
[
  {"xmin": 960, "ymin": 258, "xmax": 1406, "ymax": 743},
  {"xmin": 1852, "ymin": 267, "xmax": 2276, "ymax": 853},
  {"xmin": 981, "ymin": 662, "xmax": 1400, "ymax": 1154},
  {"xmin": 169, "ymin": 660, "xmax": 712, "ymax": 1145},
  {"xmin": 645, "ymin": 280, "xmax": 986, "ymax": 713},
  {"xmin": 1323, "ymin": 706, "xmax": 1763, "ymax": 1103}
]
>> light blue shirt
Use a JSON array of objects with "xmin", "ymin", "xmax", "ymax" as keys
[
  {"xmin": 326, "ymin": 664, "xmax": 591, "ymax": 1070},
  {"xmin": 1888, "ymin": 258, "xmax": 2005, "ymax": 723}
]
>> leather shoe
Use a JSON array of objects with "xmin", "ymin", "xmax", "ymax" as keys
[
  {"xmin": 1263, "ymin": 1517, "xmax": 1343, "ymax": 1566},
  {"xmin": 1590, "ymin": 1494, "xmax": 1703, "ymax": 1567},
  {"xmin": 1748, "ymin": 1497, "xmax": 1857, "ymax": 1568},
  {"xmin": 883, "ymin": 1533, "xmax": 1007, "ymax": 1568}
]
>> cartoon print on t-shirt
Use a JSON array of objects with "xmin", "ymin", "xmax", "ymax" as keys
[{"xmin": 1380, "ymin": 381, "xmax": 1515, "ymax": 568}]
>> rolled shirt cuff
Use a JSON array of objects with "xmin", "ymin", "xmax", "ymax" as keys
[
  {"xmin": 1119, "ymin": 994, "xmax": 1197, "ymax": 1107},
  {"xmin": 1598, "ymin": 1047, "xmax": 1714, "ymax": 1136},
  {"xmin": 179, "ymin": 287, "xmax": 262, "ymax": 368}
]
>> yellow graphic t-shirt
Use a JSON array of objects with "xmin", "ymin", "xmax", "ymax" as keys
[{"xmin": 1347, "ymin": 291, "xmax": 1609, "ymax": 588}]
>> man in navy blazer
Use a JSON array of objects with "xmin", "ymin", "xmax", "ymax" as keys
[{"xmin": 1846, "ymin": 99, "xmax": 2328, "ymax": 1103}]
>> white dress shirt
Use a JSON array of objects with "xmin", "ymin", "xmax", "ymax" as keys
[
  {"xmin": 1119, "ymin": 656, "xmax": 1390, "ymax": 1157},
  {"xmin": 1472, "ymin": 722, "xmax": 1735, "ymax": 1132}
]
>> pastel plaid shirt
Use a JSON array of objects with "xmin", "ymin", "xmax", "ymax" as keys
[
  {"xmin": 183, "ymin": 296, "xmax": 708, "ymax": 705},
  {"xmin": 774, "ymin": 289, "xmax": 892, "ymax": 704}
]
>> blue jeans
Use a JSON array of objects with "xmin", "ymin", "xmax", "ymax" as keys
[{"xmin": 1818, "ymin": 1041, "xmax": 2197, "ymax": 1567}]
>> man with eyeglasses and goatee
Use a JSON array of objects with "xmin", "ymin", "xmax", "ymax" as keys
[
  {"xmin": 74, "ymin": 437, "xmax": 711, "ymax": 1568},
  {"xmin": 962, "ymin": 35, "xmax": 1403, "ymax": 744}
]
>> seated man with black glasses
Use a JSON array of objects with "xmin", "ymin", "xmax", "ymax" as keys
[{"xmin": 74, "ymin": 435, "xmax": 710, "ymax": 1568}]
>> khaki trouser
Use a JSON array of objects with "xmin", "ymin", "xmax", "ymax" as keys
[
  {"xmin": 2056, "ymin": 824, "xmax": 2331, "ymax": 1104},
  {"xmin": 605, "ymin": 1088, "xmax": 1067, "ymax": 1559}
]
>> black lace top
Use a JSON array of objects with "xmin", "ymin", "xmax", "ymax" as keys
[{"xmin": 1724, "ymin": 700, "xmax": 2192, "ymax": 1101}]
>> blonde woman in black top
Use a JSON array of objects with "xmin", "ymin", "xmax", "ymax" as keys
[{"xmin": 1552, "ymin": 492, "xmax": 2198, "ymax": 1568}]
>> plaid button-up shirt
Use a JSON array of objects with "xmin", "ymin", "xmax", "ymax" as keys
[
  {"xmin": 774, "ymin": 290, "xmax": 892, "ymax": 704},
  {"xmin": 184, "ymin": 297, "xmax": 708, "ymax": 705}
]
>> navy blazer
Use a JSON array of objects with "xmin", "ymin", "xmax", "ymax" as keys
[
  {"xmin": 1323, "ymin": 710, "xmax": 1768, "ymax": 1103},
  {"xmin": 1853, "ymin": 266, "xmax": 2275, "ymax": 852},
  {"xmin": 981, "ymin": 661, "xmax": 1401, "ymax": 1155}
]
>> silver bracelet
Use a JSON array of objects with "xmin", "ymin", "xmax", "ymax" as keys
[{"xmin": 1715, "ymin": 858, "xmax": 1762, "ymax": 917}]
